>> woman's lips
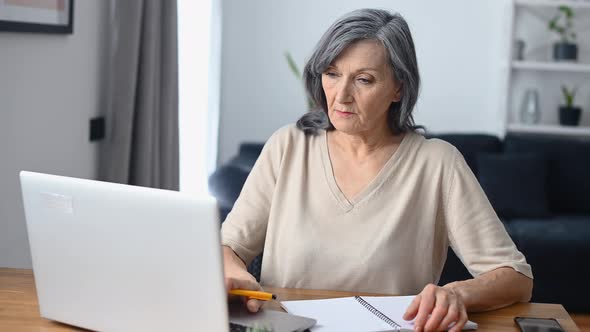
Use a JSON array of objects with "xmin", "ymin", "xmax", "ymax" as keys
[{"xmin": 335, "ymin": 110, "xmax": 354, "ymax": 118}]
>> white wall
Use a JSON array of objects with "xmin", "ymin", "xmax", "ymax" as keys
[
  {"xmin": 0, "ymin": 1, "xmax": 108, "ymax": 268},
  {"xmin": 218, "ymin": 0, "xmax": 511, "ymax": 164}
]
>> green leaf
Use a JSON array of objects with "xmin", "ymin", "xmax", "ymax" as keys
[
  {"xmin": 285, "ymin": 51, "xmax": 317, "ymax": 110},
  {"xmin": 285, "ymin": 52, "xmax": 302, "ymax": 81},
  {"xmin": 559, "ymin": 5, "xmax": 573, "ymax": 17},
  {"xmin": 556, "ymin": 27, "xmax": 565, "ymax": 35},
  {"xmin": 549, "ymin": 6, "xmax": 576, "ymax": 41},
  {"xmin": 561, "ymin": 85, "xmax": 576, "ymax": 107}
]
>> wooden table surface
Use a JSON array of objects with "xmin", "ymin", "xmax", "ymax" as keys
[{"xmin": 0, "ymin": 268, "xmax": 580, "ymax": 331}]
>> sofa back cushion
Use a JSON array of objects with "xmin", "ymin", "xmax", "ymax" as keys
[
  {"xmin": 476, "ymin": 153, "xmax": 550, "ymax": 218},
  {"xmin": 229, "ymin": 143, "xmax": 265, "ymax": 172},
  {"xmin": 208, "ymin": 164, "xmax": 250, "ymax": 211},
  {"xmin": 504, "ymin": 134, "xmax": 590, "ymax": 214}
]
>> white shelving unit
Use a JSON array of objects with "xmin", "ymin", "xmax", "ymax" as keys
[
  {"xmin": 504, "ymin": 0, "xmax": 590, "ymax": 136},
  {"xmin": 515, "ymin": 0, "xmax": 590, "ymax": 9},
  {"xmin": 507, "ymin": 123, "xmax": 590, "ymax": 135},
  {"xmin": 512, "ymin": 60, "xmax": 590, "ymax": 72}
]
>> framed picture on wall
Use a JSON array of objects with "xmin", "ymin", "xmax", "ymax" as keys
[{"xmin": 0, "ymin": 0, "xmax": 74, "ymax": 34}]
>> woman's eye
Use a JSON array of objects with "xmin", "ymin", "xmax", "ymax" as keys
[
  {"xmin": 357, "ymin": 77, "xmax": 372, "ymax": 84},
  {"xmin": 324, "ymin": 72, "xmax": 338, "ymax": 78}
]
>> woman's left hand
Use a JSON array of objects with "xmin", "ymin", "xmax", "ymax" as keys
[{"xmin": 403, "ymin": 284, "xmax": 468, "ymax": 332}]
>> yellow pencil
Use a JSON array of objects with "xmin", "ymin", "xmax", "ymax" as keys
[{"xmin": 229, "ymin": 289, "xmax": 277, "ymax": 301}]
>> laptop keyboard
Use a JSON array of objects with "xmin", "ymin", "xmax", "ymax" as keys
[
  {"xmin": 229, "ymin": 322, "xmax": 249, "ymax": 332},
  {"xmin": 231, "ymin": 322, "xmax": 284, "ymax": 332},
  {"xmin": 230, "ymin": 322, "xmax": 312, "ymax": 332},
  {"xmin": 229, "ymin": 322, "xmax": 272, "ymax": 332}
]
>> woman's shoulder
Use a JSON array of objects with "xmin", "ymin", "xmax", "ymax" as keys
[
  {"xmin": 257, "ymin": 124, "xmax": 318, "ymax": 160},
  {"xmin": 408, "ymin": 132, "xmax": 459, "ymax": 165},
  {"xmin": 269, "ymin": 123, "xmax": 305, "ymax": 140},
  {"xmin": 266, "ymin": 123, "xmax": 318, "ymax": 148}
]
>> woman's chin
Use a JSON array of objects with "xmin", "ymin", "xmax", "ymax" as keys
[{"xmin": 330, "ymin": 121, "xmax": 361, "ymax": 135}]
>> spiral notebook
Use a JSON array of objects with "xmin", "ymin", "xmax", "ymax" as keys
[{"xmin": 282, "ymin": 295, "xmax": 478, "ymax": 332}]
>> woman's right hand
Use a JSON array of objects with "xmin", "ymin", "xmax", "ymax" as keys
[{"xmin": 222, "ymin": 246, "xmax": 263, "ymax": 313}]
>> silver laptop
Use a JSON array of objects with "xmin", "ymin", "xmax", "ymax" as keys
[{"xmin": 20, "ymin": 171, "xmax": 315, "ymax": 332}]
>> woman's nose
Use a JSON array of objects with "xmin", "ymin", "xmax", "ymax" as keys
[{"xmin": 335, "ymin": 79, "xmax": 353, "ymax": 104}]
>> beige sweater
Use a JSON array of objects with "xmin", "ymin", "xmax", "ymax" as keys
[{"xmin": 221, "ymin": 125, "xmax": 532, "ymax": 294}]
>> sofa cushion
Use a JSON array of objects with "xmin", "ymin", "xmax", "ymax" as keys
[
  {"xmin": 507, "ymin": 216, "xmax": 590, "ymax": 311},
  {"xmin": 504, "ymin": 134, "xmax": 590, "ymax": 214},
  {"xmin": 476, "ymin": 153, "xmax": 550, "ymax": 218},
  {"xmin": 429, "ymin": 134, "xmax": 502, "ymax": 174},
  {"xmin": 508, "ymin": 215, "xmax": 590, "ymax": 248}
]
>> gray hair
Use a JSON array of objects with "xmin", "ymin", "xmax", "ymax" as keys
[{"xmin": 297, "ymin": 8, "xmax": 421, "ymax": 135}]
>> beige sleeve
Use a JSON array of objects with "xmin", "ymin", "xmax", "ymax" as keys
[
  {"xmin": 444, "ymin": 148, "xmax": 533, "ymax": 279},
  {"xmin": 220, "ymin": 130, "xmax": 283, "ymax": 265}
]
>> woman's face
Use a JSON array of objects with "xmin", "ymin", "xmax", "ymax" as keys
[{"xmin": 322, "ymin": 39, "xmax": 401, "ymax": 136}]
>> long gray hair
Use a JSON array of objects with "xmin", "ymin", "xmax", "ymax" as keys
[{"xmin": 296, "ymin": 9, "xmax": 421, "ymax": 135}]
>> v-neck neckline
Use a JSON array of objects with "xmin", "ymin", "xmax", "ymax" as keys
[{"xmin": 320, "ymin": 130, "xmax": 413, "ymax": 212}]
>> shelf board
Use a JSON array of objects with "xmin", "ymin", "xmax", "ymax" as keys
[
  {"xmin": 512, "ymin": 61, "xmax": 590, "ymax": 72},
  {"xmin": 507, "ymin": 123, "xmax": 590, "ymax": 136},
  {"xmin": 515, "ymin": 0, "xmax": 590, "ymax": 8}
]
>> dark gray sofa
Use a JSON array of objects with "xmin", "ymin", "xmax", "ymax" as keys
[{"xmin": 209, "ymin": 132, "xmax": 590, "ymax": 313}]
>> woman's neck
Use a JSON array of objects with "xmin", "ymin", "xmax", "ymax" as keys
[{"xmin": 328, "ymin": 126, "xmax": 403, "ymax": 161}]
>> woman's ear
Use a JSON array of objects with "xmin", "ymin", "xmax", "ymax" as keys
[{"xmin": 392, "ymin": 83, "xmax": 403, "ymax": 102}]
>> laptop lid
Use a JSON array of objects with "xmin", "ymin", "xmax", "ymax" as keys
[{"xmin": 20, "ymin": 171, "xmax": 228, "ymax": 331}]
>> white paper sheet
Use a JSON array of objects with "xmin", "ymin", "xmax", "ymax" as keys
[
  {"xmin": 282, "ymin": 295, "xmax": 478, "ymax": 332},
  {"xmin": 282, "ymin": 297, "xmax": 392, "ymax": 332}
]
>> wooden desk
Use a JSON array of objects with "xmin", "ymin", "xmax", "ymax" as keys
[{"xmin": 0, "ymin": 268, "xmax": 579, "ymax": 331}]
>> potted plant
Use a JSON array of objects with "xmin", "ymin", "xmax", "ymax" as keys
[
  {"xmin": 559, "ymin": 85, "xmax": 581, "ymax": 126},
  {"xmin": 548, "ymin": 6, "xmax": 577, "ymax": 61}
]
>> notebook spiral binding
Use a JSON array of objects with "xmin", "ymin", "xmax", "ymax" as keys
[{"xmin": 354, "ymin": 296, "xmax": 401, "ymax": 331}]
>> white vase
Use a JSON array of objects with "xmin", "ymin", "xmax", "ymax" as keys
[{"xmin": 520, "ymin": 89, "xmax": 541, "ymax": 124}]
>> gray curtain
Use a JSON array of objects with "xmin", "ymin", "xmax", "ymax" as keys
[{"xmin": 98, "ymin": 0, "xmax": 179, "ymax": 190}]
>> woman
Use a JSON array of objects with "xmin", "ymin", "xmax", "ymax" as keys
[{"xmin": 222, "ymin": 8, "xmax": 532, "ymax": 332}]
